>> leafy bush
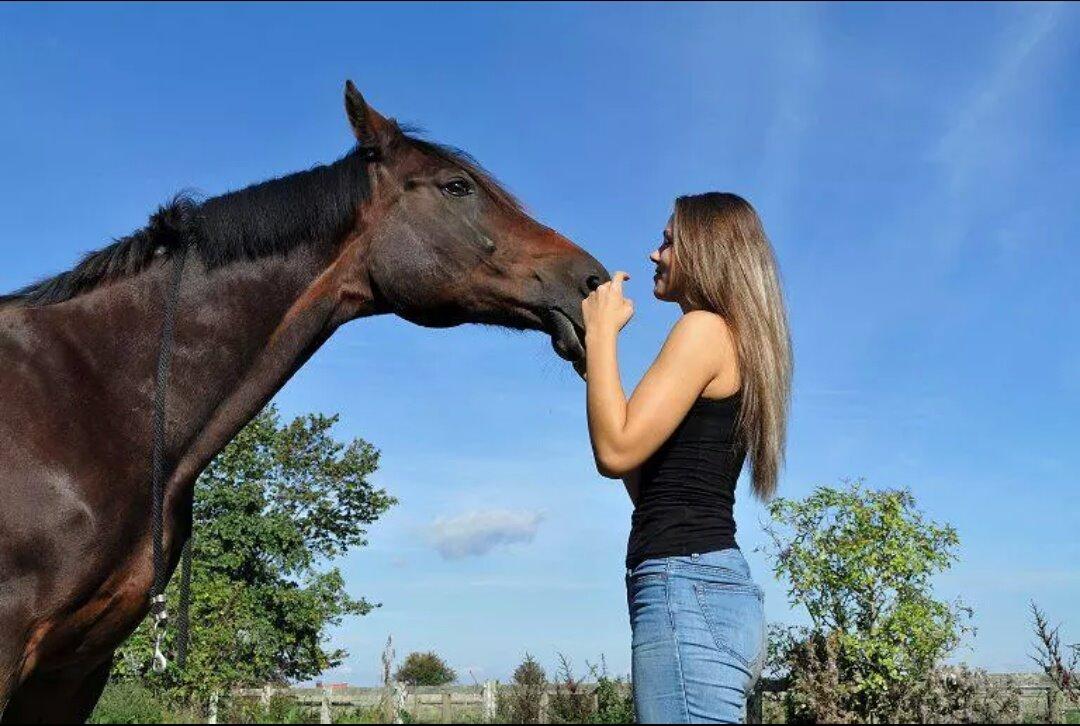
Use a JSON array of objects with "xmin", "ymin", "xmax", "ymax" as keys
[
  {"xmin": 221, "ymin": 692, "xmax": 319, "ymax": 724},
  {"xmin": 763, "ymin": 480, "xmax": 972, "ymax": 723},
  {"xmin": 394, "ymin": 651, "xmax": 457, "ymax": 687},
  {"xmin": 88, "ymin": 681, "xmax": 166, "ymax": 724},
  {"xmin": 901, "ymin": 666, "xmax": 1020, "ymax": 724},
  {"xmin": 590, "ymin": 673, "xmax": 634, "ymax": 724},
  {"xmin": 494, "ymin": 653, "xmax": 632, "ymax": 725},
  {"xmin": 550, "ymin": 654, "xmax": 592, "ymax": 724},
  {"xmin": 498, "ymin": 654, "xmax": 548, "ymax": 724}
]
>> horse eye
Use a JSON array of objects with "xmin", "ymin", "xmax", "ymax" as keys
[{"xmin": 441, "ymin": 178, "xmax": 473, "ymax": 197}]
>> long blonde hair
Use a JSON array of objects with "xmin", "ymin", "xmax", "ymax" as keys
[{"xmin": 672, "ymin": 192, "xmax": 792, "ymax": 500}]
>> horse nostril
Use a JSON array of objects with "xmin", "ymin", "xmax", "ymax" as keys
[{"xmin": 585, "ymin": 275, "xmax": 602, "ymax": 291}]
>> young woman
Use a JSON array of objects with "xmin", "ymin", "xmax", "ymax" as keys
[{"xmin": 581, "ymin": 192, "xmax": 792, "ymax": 724}]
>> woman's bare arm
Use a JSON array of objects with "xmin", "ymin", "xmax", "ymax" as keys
[{"xmin": 586, "ymin": 310, "xmax": 731, "ymax": 477}]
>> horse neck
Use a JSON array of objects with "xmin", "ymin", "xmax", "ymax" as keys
[
  {"xmin": 163, "ymin": 244, "xmax": 367, "ymax": 494},
  {"xmin": 45, "ymin": 238, "xmax": 365, "ymax": 502}
]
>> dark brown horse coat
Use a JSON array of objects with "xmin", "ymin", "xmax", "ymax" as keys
[{"xmin": 0, "ymin": 83, "xmax": 607, "ymax": 722}]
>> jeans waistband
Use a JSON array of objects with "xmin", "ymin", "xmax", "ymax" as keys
[{"xmin": 625, "ymin": 548, "xmax": 749, "ymax": 579}]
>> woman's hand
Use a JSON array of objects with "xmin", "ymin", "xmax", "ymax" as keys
[{"xmin": 581, "ymin": 271, "xmax": 634, "ymax": 340}]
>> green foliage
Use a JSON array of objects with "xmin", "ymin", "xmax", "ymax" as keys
[
  {"xmin": 223, "ymin": 693, "xmax": 318, "ymax": 724},
  {"xmin": 589, "ymin": 675, "xmax": 634, "ymax": 724},
  {"xmin": 587, "ymin": 657, "xmax": 634, "ymax": 725},
  {"xmin": 88, "ymin": 681, "xmax": 167, "ymax": 724},
  {"xmin": 113, "ymin": 405, "xmax": 396, "ymax": 701},
  {"xmin": 498, "ymin": 654, "xmax": 548, "ymax": 724},
  {"xmin": 495, "ymin": 654, "xmax": 633, "ymax": 725},
  {"xmin": 550, "ymin": 654, "xmax": 591, "ymax": 724},
  {"xmin": 763, "ymin": 480, "xmax": 971, "ymax": 723},
  {"xmin": 394, "ymin": 651, "xmax": 457, "ymax": 687}
]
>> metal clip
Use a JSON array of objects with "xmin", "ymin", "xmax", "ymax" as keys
[
  {"xmin": 150, "ymin": 594, "xmax": 168, "ymax": 672},
  {"xmin": 152, "ymin": 629, "xmax": 168, "ymax": 673}
]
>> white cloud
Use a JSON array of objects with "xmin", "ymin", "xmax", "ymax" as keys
[{"xmin": 428, "ymin": 509, "xmax": 546, "ymax": 560}]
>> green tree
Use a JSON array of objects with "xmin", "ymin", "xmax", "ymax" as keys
[
  {"xmin": 393, "ymin": 651, "xmax": 457, "ymax": 686},
  {"xmin": 763, "ymin": 480, "xmax": 971, "ymax": 723},
  {"xmin": 113, "ymin": 405, "xmax": 396, "ymax": 701}
]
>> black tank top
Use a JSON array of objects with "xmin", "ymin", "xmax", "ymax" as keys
[{"xmin": 626, "ymin": 392, "xmax": 747, "ymax": 570}]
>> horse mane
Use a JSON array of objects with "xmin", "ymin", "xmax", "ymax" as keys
[
  {"xmin": 0, "ymin": 146, "xmax": 373, "ymax": 308},
  {"xmin": 1, "ymin": 131, "xmax": 520, "ymax": 309}
]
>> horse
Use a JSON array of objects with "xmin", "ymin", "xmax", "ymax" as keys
[{"xmin": 0, "ymin": 81, "xmax": 609, "ymax": 722}]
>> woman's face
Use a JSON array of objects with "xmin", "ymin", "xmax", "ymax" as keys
[{"xmin": 649, "ymin": 214, "xmax": 678, "ymax": 302}]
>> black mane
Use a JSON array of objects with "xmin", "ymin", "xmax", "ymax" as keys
[
  {"xmin": 1, "ymin": 131, "xmax": 520, "ymax": 308},
  {"xmin": 1, "ymin": 146, "xmax": 372, "ymax": 307}
]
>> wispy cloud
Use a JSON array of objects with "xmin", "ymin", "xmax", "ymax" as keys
[
  {"xmin": 760, "ymin": 5, "xmax": 822, "ymax": 220},
  {"xmin": 427, "ymin": 509, "xmax": 546, "ymax": 560},
  {"xmin": 912, "ymin": 3, "xmax": 1070, "ymax": 279},
  {"xmin": 934, "ymin": 3, "xmax": 1066, "ymax": 191}
]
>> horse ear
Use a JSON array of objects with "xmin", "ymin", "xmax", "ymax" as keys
[{"xmin": 344, "ymin": 80, "xmax": 397, "ymax": 149}]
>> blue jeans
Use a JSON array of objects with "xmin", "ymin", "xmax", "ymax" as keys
[{"xmin": 626, "ymin": 549, "xmax": 765, "ymax": 724}]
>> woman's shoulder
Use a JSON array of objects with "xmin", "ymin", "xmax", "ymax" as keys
[
  {"xmin": 668, "ymin": 310, "xmax": 735, "ymax": 352},
  {"xmin": 664, "ymin": 311, "xmax": 739, "ymax": 388},
  {"xmin": 676, "ymin": 309, "xmax": 730, "ymax": 332}
]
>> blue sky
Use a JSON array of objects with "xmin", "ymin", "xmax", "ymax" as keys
[{"xmin": 1, "ymin": 2, "xmax": 1077, "ymax": 684}]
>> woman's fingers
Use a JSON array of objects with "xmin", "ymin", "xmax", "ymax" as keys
[
  {"xmin": 607, "ymin": 272, "xmax": 630, "ymax": 298},
  {"xmin": 581, "ymin": 271, "xmax": 634, "ymax": 333},
  {"xmin": 597, "ymin": 271, "xmax": 630, "ymax": 298}
]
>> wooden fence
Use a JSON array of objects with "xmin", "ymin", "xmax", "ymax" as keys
[
  {"xmin": 229, "ymin": 673, "xmax": 1064, "ymax": 724},
  {"xmin": 233, "ymin": 681, "xmax": 513, "ymax": 723}
]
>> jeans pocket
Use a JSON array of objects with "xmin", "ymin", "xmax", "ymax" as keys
[{"xmin": 692, "ymin": 581, "xmax": 765, "ymax": 670}]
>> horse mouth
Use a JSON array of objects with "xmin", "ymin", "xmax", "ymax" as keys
[{"xmin": 543, "ymin": 308, "xmax": 587, "ymax": 378}]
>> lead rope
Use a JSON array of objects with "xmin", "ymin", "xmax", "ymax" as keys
[{"xmin": 149, "ymin": 243, "xmax": 189, "ymax": 673}]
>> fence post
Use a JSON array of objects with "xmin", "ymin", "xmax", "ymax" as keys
[
  {"xmin": 482, "ymin": 680, "xmax": 497, "ymax": 722},
  {"xmin": 208, "ymin": 690, "xmax": 219, "ymax": 725},
  {"xmin": 539, "ymin": 690, "xmax": 550, "ymax": 723},
  {"xmin": 441, "ymin": 690, "xmax": 452, "ymax": 722},
  {"xmin": 320, "ymin": 685, "xmax": 332, "ymax": 725},
  {"xmin": 393, "ymin": 681, "xmax": 407, "ymax": 724},
  {"xmin": 260, "ymin": 684, "xmax": 273, "ymax": 709}
]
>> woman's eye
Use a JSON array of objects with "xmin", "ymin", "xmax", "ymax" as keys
[{"xmin": 441, "ymin": 179, "xmax": 473, "ymax": 197}]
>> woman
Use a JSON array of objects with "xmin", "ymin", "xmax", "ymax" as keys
[{"xmin": 581, "ymin": 192, "xmax": 792, "ymax": 724}]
